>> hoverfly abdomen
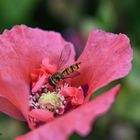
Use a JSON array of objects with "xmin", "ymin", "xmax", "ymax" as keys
[
  {"xmin": 48, "ymin": 62, "xmax": 81, "ymax": 87},
  {"xmin": 62, "ymin": 62, "xmax": 81, "ymax": 76}
]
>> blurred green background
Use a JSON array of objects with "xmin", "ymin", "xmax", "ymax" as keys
[{"xmin": 0, "ymin": 0, "xmax": 139, "ymax": 140}]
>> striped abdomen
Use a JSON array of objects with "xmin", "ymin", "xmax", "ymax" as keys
[
  {"xmin": 62, "ymin": 62, "xmax": 81, "ymax": 76},
  {"xmin": 48, "ymin": 62, "xmax": 81, "ymax": 86}
]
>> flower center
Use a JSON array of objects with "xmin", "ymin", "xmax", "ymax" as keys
[
  {"xmin": 38, "ymin": 92, "xmax": 65, "ymax": 113},
  {"xmin": 29, "ymin": 82, "xmax": 69, "ymax": 115},
  {"xmin": 29, "ymin": 59, "xmax": 84, "ymax": 128}
]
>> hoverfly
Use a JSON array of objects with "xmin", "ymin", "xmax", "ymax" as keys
[{"xmin": 48, "ymin": 45, "xmax": 81, "ymax": 87}]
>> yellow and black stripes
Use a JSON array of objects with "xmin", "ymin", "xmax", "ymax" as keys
[
  {"xmin": 48, "ymin": 62, "xmax": 81, "ymax": 86},
  {"xmin": 62, "ymin": 62, "xmax": 81, "ymax": 76}
]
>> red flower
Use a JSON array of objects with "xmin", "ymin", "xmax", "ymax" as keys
[{"xmin": 0, "ymin": 25, "xmax": 132, "ymax": 140}]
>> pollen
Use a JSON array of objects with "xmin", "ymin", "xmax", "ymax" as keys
[
  {"xmin": 29, "ymin": 80, "xmax": 69, "ymax": 115},
  {"xmin": 38, "ymin": 92, "xmax": 62, "ymax": 106}
]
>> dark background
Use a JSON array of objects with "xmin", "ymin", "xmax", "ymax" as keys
[{"xmin": 0, "ymin": 0, "xmax": 139, "ymax": 140}]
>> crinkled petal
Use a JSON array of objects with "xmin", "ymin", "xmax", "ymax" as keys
[
  {"xmin": 0, "ymin": 25, "xmax": 75, "ymax": 118},
  {"xmin": 59, "ymin": 87, "xmax": 84, "ymax": 105},
  {"xmin": 29, "ymin": 109, "xmax": 54, "ymax": 123},
  {"xmin": 28, "ymin": 109, "xmax": 54, "ymax": 129},
  {"xmin": 31, "ymin": 59, "xmax": 57, "ymax": 93},
  {"xmin": 0, "ymin": 96, "xmax": 25, "ymax": 121},
  {"xmin": 16, "ymin": 84, "xmax": 120, "ymax": 140},
  {"xmin": 41, "ymin": 58, "xmax": 57, "ymax": 74},
  {"xmin": 32, "ymin": 74, "xmax": 47, "ymax": 93},
  {"xmin": 74, "ymin": 29, "xmax": 132, "ymax": 100}
]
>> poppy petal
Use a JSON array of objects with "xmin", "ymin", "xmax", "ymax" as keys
[
  {"xmin": 74, "ymin": 29, "xmax": 132, "ymax": 100},
  {"xmin": 0, "ymin": 74, "xmax": 29, "ymax": 118},
  {"xmin": 59, "ymin": 87, "xmax": 84, "ymax": 105},
  {"xmin": 28, "ymin": 109, "xmax": 54, "ymax": 129},
  {"xmin": 16, "ymin": 84, "xmax": 120, "ymax": 140},
  {"xmin": 29, "ymin": 109, "xmax": 54, "ymax": 123},
  {"xmin": 0, "ymin": 25, "xmax": 75, "ymax": 117},
  {"xmin": 2, "ymin": 25, "xmax": 75, "ymax": 80},
  {"xmin": 0, "ymin": 96, "xmax": 25, "ymax": 121}
]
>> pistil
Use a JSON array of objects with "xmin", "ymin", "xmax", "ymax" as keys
[{"xmin": 29, "ymin": 81, "xmax": 69, "ymax": 115}]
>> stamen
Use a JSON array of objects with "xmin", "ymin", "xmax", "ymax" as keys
[{"xmin": 30, "ymin": 81, "xmax": 69, "ymax": 115}]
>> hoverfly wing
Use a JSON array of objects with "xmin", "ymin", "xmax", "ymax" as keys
[{"xmin": 57, "ymin": 44, "xmax": 72, "ymax": 69}]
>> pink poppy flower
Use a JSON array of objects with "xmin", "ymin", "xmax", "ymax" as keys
[{"xmin": 0, "ymin": 25, "xmax": 132, "ymax": 140}]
